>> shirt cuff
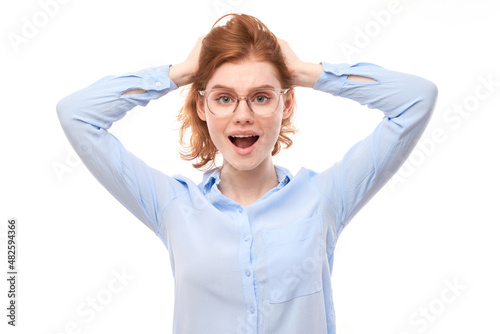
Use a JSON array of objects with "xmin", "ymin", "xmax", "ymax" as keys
[
  {"xmin": 126, "ymin": 64, "xmax": 179, "ymax": 92},
  {"xmin": 312, "ymin": 62, "xmax": 351, "ymax": 96},
  {"xmin": 119, "ymin": 65, "xmax": 179, "ymax": 103}
]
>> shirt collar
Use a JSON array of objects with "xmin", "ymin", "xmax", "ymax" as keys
[{"xmin": 200, "ymin": 165, "xmax": 292, "ymax": 195}]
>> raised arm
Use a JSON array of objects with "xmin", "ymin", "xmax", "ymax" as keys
[
  {"xmin": 279, "ymin": 39, "xmax": 438, "ymax": 234},
  {"xmin": 56, "ymin": 37, "xmax": 203, "ymax": 235},
  {"xmin": 278, "ymin": 38, "xmax": 376, "ymax": 87},
  {"xmin": 123, "ymin": 36, "xmax": 204, "ymax": 96}
]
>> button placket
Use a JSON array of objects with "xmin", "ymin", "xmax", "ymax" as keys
[{"xmin": 235, "ymin": 207, "xmax": 258, "ymax": 328}]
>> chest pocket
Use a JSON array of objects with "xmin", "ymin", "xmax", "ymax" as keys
[{"xmin": 261, "ymin": 215, "xmax": 323, "ymax": 303}]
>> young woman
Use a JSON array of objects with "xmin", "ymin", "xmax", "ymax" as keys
[{"xmin": 57, "ymin": 13, "xmax": 437, "ymax": 334}]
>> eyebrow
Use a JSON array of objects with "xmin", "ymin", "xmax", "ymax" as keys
[{"xmin": 209, "ymin": 84, "xmax": 277, "ymax": 91}]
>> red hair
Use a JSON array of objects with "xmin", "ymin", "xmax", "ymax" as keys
[{"xmin": 178, "ymin": 13, "xmax": 297, "ymax": 170}]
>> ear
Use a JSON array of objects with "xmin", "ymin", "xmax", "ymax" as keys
[
  {"xmin": 196, "ymin": 95, "xmax": 207, "ymax": 121},
  {"xmin": 282, "ymin": 90, "xmax": 295, "ymax": 120}
]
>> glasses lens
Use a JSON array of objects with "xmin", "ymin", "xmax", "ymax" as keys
[
  {"xmin": 248, "ymin": 89, "xmax": 279, "ymax": 116},
  {"xmin": 206, "ymin": 89, "xmax": 281, "ymax": 117},
  {"xmin": 207, "ymin": 90, "xmax": 238, "ymax": 117}
]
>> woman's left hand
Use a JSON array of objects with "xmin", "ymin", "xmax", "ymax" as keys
[{"xmin": 278, "ymin": 38, "xmax": 322, "ymax": 88}]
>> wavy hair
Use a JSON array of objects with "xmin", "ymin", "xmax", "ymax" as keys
[{"xmin": 178, "ymin": 13, "xmax": 297, "ymax": 171}]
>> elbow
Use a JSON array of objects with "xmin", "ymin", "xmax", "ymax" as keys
[
  {"xmin": 411, "ymin": 79, "xmax": 439, "ymax": 133},
  {"xmin": 56, "ymin": 94, "xmax": 75, "ymax": 129},
  {"xmin": 420, "ymin": 78, "xmax": 439, "ymax": 114},
  {"xmin": 392, "ymin": 78, "xmax": 438, "ymax": 134},
  {"xmin": 411, "ymin": 78, "xmax": 438, "ymax": 124}
]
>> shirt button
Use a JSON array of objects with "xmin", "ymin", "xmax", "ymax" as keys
[
  {"xmin": 249, "ymin": 306, "xmax": 255, "ymax": 314},
  {"xmin": 155, "ymin": 81, "xmax": 161, "ymax": 86},
  {"xmin": 238, "ymin": 207, "xmax": 243, "ymax": 213},
  {"xmin": 244, "ymin": 235, "xmax": 250, "ymax": 242},
  {"xmin": 245, "ymin": 269, "xmax": 251, "ymax": 277}
]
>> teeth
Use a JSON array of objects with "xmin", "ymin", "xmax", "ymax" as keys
[{"xmin": 231, "ymin": 135, "xmax": 255, "ymax": 138}]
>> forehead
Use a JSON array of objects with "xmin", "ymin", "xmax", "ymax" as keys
[{"xmin": 206, "ymin": 60, "xmax": 281, "ymax": 93}]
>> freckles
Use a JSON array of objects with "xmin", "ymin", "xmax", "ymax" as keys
[
  {"xmin": 259, "ymin": 119, "xmax": 282, "ymax": 144},
  {"xmin": 270, "ymin": 115, "xmax": 284, "ymax": 132},
  {"xmin": 206, "ymin": 116, "xmax": 227, "ymax": 133}
]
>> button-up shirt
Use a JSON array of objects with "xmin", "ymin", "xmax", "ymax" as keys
[{"xmin": 57, "ymin": 62, "xmax": 438, "ymax": 334}]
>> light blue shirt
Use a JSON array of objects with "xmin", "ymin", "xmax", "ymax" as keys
[{"xmin": 57, "ymin": 62, "xmax": 437, "ymax": 334}]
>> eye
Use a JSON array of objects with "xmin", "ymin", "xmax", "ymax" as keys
[
  {"xmin": 251, "ymin": 93, "xmax": 272, "ymax": 104},
  {"xmin": 214, "ymin": 94, "xmax": 235, "ymax": 104}
]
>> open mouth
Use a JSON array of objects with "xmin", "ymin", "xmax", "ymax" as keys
[{"xmin": 229, "ymin": 135, "xmax": 259, "ymax": 149}]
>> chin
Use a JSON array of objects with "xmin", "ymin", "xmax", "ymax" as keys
[
  {"xmin": 224, "ymin": 157, "xmax": 260, "ymax": 171},
  {"xmin": 222, "ymin": 151, "xmax": 270, "ymax": 172}
]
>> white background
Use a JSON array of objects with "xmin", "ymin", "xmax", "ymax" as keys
[{"xmin": 1, "ymin": 0, "xmax": 499, "ymax": 333}]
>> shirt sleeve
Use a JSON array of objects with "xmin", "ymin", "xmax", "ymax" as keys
[
  {"xmin": 56, "ymin": 65, "xmax": 185, "ymax": 237},
  {"xmin": 312, "ymin": 62, "xmax": 438, "ymax": 235}
]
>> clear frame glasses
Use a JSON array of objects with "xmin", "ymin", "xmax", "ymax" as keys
[{"xmin": 199, "ymin": 87, "xmax": 290, "ymax": 117}]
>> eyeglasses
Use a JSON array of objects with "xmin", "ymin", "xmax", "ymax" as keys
[{"xmin": 199, "ymin": 87, "xmax": 289, "ymax": 117}]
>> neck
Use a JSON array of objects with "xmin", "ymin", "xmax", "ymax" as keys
[{"xmin": 219, "ymin": 157, "xmax": 278, "ymax": 207}]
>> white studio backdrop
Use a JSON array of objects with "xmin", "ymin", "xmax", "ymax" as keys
[{"xmin": 1, "ymin": 0, "xmax": 499, "ymax": 333}]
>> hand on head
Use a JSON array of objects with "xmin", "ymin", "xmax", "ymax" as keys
[{"xmin": 278, "ymin": 38, "xmax": 323, "ymax": 88}]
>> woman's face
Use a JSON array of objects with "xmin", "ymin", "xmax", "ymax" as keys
[{"xmin": 197, "ymin": 59, "xmax": 293, "ymax": 172}]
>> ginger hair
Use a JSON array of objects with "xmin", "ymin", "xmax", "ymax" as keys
[{"xmin": 178, "ymin": 13, "xmax": 297, "ymax": 171}]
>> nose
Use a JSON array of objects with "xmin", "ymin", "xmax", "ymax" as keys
[{"xmin": 232, "ymin": 98, "xmax": 254, "ymax": 124}]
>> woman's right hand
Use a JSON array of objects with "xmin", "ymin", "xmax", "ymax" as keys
[{"xmin": 169, "ymin": 36, "xmax": 205, "ymax": 87}]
